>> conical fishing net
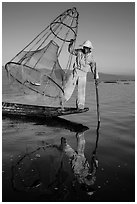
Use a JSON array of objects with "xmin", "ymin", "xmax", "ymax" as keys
[{"xmin": 5, "ymin": 7, "xmax": 79, "ymax": 106}]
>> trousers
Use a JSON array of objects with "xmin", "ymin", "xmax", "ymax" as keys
[{"xmin": 63, "ymin": 69, "xmax": 87, "ymax": 108}]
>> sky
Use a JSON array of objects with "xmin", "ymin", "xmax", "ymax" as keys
[{"xmin": 2, "ymin": 2, "xmax": 135, "ymax": 75}]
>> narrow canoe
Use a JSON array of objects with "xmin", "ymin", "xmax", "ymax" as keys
[{"xmin": 2, "ymin": 102, "xmax": 89, "ymax": 118}]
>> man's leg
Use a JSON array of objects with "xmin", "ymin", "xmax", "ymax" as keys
[
  {"xmin": 77, "ymin": 76, "xmax": 86, "ymax": 109},
  {"xmin": 63, "ymin": 72, "xmax": 78, "ymax": 102},
  {"xmin": 76, "ymin": 132, "xmax": 85, "ymax": 156}
]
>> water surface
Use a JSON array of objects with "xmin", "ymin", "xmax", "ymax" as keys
[{"xmin": 2, "ymin": 81, "xmax": 135, "ymax": 202}]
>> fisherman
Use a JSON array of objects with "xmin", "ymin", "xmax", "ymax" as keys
[{"xmin": 63, "ymin": 39, "xmax": 99, "ymax": 109}]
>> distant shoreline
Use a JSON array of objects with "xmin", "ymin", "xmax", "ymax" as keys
[
  {"xmin": 2, "ymin": 65, "xmax": 135, "ymax": 82},
  {"xmin": 103, "ymin": 79, "xmax": 134, "ymax": 83}
]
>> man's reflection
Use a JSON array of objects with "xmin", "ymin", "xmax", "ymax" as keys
[
  {"xmin": 61, "ymin": 132, "xmax": 98, "ymax": 194},
  {"xmin": 10, "ymin": 122, "xmax": 100, "ymax": 200}
]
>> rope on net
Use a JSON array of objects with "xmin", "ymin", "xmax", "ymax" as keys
[
  {"xmin": 21, "ymin": 16, "xmax": 66, "ymax": 66},
  {"xmin": 66, "ymin": 16, "xmax": 78, "ymax": 73},
  {"xmin": 27, "ymin": 15, "xmax": 69, "ymax": 67},
  {"xmin": 32, "ymin": 14, "xmax": 69, "ymax": 69},
  {"xmin": 42, "ymin": 11, "xmax": 77, "ymax": 93},
  {"xmin": 31, "ymin": 14, "xmax": 71, "ymax": 92},
  {"xmin": 18, "ymin": 9, "xmax": 73, "ymax": 66}
]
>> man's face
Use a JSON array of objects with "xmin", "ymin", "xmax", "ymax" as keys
[{"xmin": 83, "ymin": 46, "xmax": 91, "ymax": 54}]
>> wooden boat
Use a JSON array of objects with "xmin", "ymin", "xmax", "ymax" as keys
[
  {"xmin": 2, "ymin": 102, "xmax": 89, "ymax": 118},
  {"xmin": 3, "ymin": 8, "xmax": 90, "ymax": 118}
]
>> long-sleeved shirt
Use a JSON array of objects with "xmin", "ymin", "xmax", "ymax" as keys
[{"xmin": 68, "ymin": 42, "xmax": 99, "ymax": 79}]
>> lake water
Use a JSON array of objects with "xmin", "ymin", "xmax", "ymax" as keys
[{"xmin": 2, "ymin": 80, "xmax": 135, "ymax": 202}]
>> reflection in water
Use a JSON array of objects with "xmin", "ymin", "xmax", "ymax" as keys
[
  {"xmin": 2, "ymin": 114, "xmax": 89, "ymax": 133},
  {"xmin": 6, "ymin": 117, "xmax": 100, "ymax": 201},
  {"xmin": 61, "ymin": 132, "xmax": 98, "ymax": 195}
]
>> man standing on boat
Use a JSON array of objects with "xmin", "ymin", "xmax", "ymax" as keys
[{"xmin": 63, "ymin": 39, "xmax": 99, "ymax": 109}]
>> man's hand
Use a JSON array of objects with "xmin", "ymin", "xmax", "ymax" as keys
[
  {"xmin": 95, "ymin": 79, "xmax": 99, "ymax": 86},
  {"xmin": 70, "ymin": 38, "xmax": 75, "ymax": 44},
  {"xmin": 90, "ymin": 62, "xmax": 96, "ymax": 73}
]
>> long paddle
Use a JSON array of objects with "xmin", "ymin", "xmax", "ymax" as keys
[{"xmin": 94, "ymin": 63, "xmax": 100, "ymax": 126}]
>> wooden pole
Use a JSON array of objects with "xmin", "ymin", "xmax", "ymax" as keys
[
  {"xmin": 92, "ymin": 119, "xmax": 100, "ymax": 155},
  {"xmin": 94, "ymin": 63, "xmax": 100, "ymax": 125}
]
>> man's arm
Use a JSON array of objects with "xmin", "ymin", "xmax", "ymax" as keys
[{"xmin": 90, "ymin": 62, "xmax": 99, "ymax": 80}]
